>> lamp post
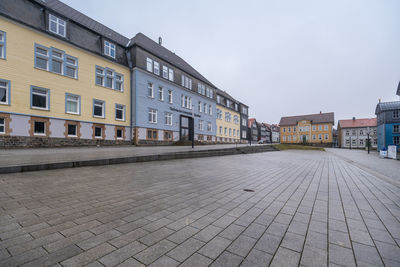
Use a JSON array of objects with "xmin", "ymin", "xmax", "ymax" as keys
[{"xmin": 366, "ymin": 127, "xmax": 372, "ymax": 154}]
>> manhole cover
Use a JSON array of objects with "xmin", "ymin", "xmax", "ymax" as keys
[{"xmin": 243, "ymin": 189, "xmax": 255, "ymax": 192}]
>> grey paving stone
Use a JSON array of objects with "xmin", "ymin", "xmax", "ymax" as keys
[
  {"xmin": 300, "ymin": 245, "xmax": 327, "ymax": 267},
  {"xmin": 198, "ymin": 236, "xmax": 231, "ymax": 259},
  {"xmin": 180, "ymin": 253, "xmax": 213, "ymax": 267},
  {"xmin": 352, "ymin": 242, "xmax": 384, "ymax": 267},
  {"xmin": 148, "ymin": 255, "xmax": 179, "ymax": 267},
  {"xmin": 193, "ymin": 225, "xmax": 223, "ymax": 242},
  {"xmin": 134, "ymin": 239, "xmax": 176, "ymax": 265},
  {"xmin": 328, "ymin": 219, "xmax": 348, "ymax": 233},
  {"xmin": 242, "ymin": 222, "xmax": 267, "ymax": 239},
  {"xmin": 368, "ymin": 228, "xmax": 397, "ymax": 244},
  {"xmin": 166, "ymin": 226, "xmax": 199, "ymax": 244},
  {"xmin": 328, "ymin": 229, "xmax": 351, "ymax": 248},
  {"xmin": 305, "ymin": 230, "xmax": 327, "ymax": 250},
  {"xmin": 281, "ymin": 232, "xmax": 305, "ymax": 252},
  {"xmin": 167, "ymin": 237, "xmax": 204, "ymax": 262},
  {"xmin": 349, "ymin": 229, "xmax": 375, "ymax": 246},
  {"xmin": 244, "ymin": 249, "xmax": 273, "ymax": 266},
  {"xmin": 98, "ymin": 241, "xmax": 147, "ymax": 266},
  {"xmin": 329, "ymin": 243, "xmax": 356, "ymax": 267},
  {"xmin": 270, "ymin": 247, "xmax": 300, "ymax": 267},
  {"xmin": 226, "ymin": 234, "xmax": 257, "ymax": 257},
  {"xmin": 8, "ymin": 232, "xmax": 64, "ymax": 256},
  {"xmin": 139, "ymin": 227, "xmax": 174, "ymax": 246},
  {"xmin": 77, "ymin": 229, "xmax": 122, "ymax": 250},
  {"xmin": 115, "ymin": 257, "xmax": 144, "ymax": 267},
  {"xmin": 210, "ymin": 251, "xmax": 243, "ymax": 267},
  {"xmin": 20, "ymin": 245, "xmax": 82, "ymax": 267},
  {"xmin": 255, "ymin": 233, "xmax": 282, "ymax": 254},
  {"xmin": 374, "ymin": 240, "xmax": 400, "ymax": 263},
  {"xmin": 218, "ymin": 224, "xmax": 245, "ymax": 240},
  {"xmin": 0, "ymin": 247, "xmax": 48, "ymax": 267},
  {"xmin": 44, "ymin": 231, "xmax": 95, "ymax": 253},
  {"xmin": 60, "ymin": 243, "xmax": 116, "ymax": 267},
  {"xmin": 212, "ymin": 215, "xmax": 237, "ymax": 228},
  {"xmin": 265, "ymin": 222, "xmax": 288, "ymax": 237},
  {"xmin": 116, "ymin": 218, "xmax": 151, "ymax": 234}
]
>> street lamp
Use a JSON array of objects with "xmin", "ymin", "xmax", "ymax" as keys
[{"xmin": 366, "ymin": 127, "xmax": 372, "ymax": 154}]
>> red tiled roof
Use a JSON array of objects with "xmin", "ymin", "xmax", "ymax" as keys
[
  {"xmin": 338, "ymin": 118, "xmax": 376, "ymax": 128},
  {"xmin": 279, "ymin": 112, "xmax": 334, "ymax": 126},
  {"xmin": 248, "ymin": 118, "xmax": 256, "ymax": 127}
]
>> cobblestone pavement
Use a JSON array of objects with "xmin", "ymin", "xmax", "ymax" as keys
[{"xmin": 0, "ymin": 150, "xmax": 399, "ymax": 266}]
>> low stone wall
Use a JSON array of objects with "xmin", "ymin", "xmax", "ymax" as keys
[{"xmin": 0, "ymin": 136, "xmax": 131, "ymax": 148}]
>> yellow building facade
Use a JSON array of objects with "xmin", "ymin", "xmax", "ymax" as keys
[
  {"xmin": 279, "ymin": 113, "xmax": 335, "ymax": 145},
  {"xmin": 216, "ymin": 104, "xmax": 241, "ymax": 142},
  {"xmin": 0, "ymin": 17, "xmax": 131, "ymax": 144}
]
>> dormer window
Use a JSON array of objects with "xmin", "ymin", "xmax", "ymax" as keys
[
  {"xmin": 49, "ymin": 14, "xmax": 66, "ymax": 37},
  {"xmin": 104, "ymin": 40, "xmax": 116, "ymax": 58}
]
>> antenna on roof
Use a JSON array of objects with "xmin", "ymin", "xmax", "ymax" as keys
[{"xmin": 158, "ymin": 37, "xmax": 162, "ymax": 46}]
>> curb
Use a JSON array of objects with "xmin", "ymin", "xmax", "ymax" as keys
[{"xmin": 0, "ymin": 145, "xmax": 278, "ymax": 174}]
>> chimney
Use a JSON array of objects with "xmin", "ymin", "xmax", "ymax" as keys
[
  {"xmin": 320, "ymin": 111, "xmax": 322, "ymax": 114},
  {"xmin": 352, "ymin": 117, "xmax": 356, "ymax": 121},
  {"xmin": 158, "ymin": 37, "xmax": 162, "ymax": 46},
  {"xmin": 378, "ymin": 98, "xmax": 381, "ymax": 103}
]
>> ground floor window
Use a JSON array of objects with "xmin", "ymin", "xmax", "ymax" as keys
[
  {"xmin": 116, "ymin": 129, "xmax": 123, "ymax": 139},
  {"xmin": 394, "ymin": 136, "xmax": 400, "ymax": 145},
  {"xmin": 325, "ymin": 134, "xmax": 329, "ymax": 140},
  {"xmin": 0, "ymin": 117, "xmax": 4, "ymax": 133},
  {"xmin": 242, "ymin": 130, "xmax": 246, "ymax": 139},
  {"xmin": 207, "ymin": 135, "xmax": 212, "ymax": 141},
  {"xmin": 359, "ymin": 139, "xmax": 364, "ymax": 146},
  {"xmin": 34, "ymin": 121, "xmax": 45, "ymax": 135},
  {"xmin": 164, "ymin": 130, "xmax": 172, "ymax": 141},
  {"xmin": 68, "ymin": 124, "xmax": 77, "ymax": 136},
  {"xmin": 198, "ymin": 134, "xmax": 204, "ymax": 141},
  {"xmin": 94, "ymin": 127, "xmax": 102, "ymax": 138},
  {"xmin": 147, "ymin": 129, "xmax": 158, "ymax": 140}
]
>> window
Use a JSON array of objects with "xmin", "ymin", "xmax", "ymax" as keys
[
  {"xmin": 359, "ymin": 129, "xmax": 364, "ymax": 135},
  {"xmin": 34, "ymin": 44, "xmax": 78, "ymax": 79},
  {"xmin": 283, "ymin": 128, "xmax": 286, "ymax": 132},
  {"xmin": 147, "ymin": 129, "xmax": 158, "ymax": 140},
  {"xmin": 0, "ymin": 79, "xmax": 9, "ymax": 105},
  {"xmin": 217, "ymin": 95, "xmax": 221, "ymax": 104},
  {"xmin": 94, "ymin": 127, "xmax": 102, "ymax": 138},
  {"xmin": 345, "ymin": 139, "xmax": 350, "ymax": 145},
  {"xmin": 325, "ymin": 134, "xmax": 329, "ymax": 140},
  {"xmin": 352, "ymin": 130, "xmax": 356, "ymax": 135},
  {"xmin": 149, "ymin": 109, "xmax": 157, "ymax": 123},
  {"xmin": 293, "ymin": 135, "xmax": 296, "ymax": 141},
  {"xmin": 93, "ymin": 99, "xmax": 105, "ymax": 118},
  {"xmin": 0, "ymin": 31, "xmax": 6, "ymax": 59},
  {"xmin": 318, "ymin": 134, "xmax": 322, "ymax": 140},
  {"xmin": 393, "ymin": 136, "xmax": 399, "ymax": 145},
  {"xmin": 162, "ymin": 66, "xmax": 168, "ymax": 79},
  {"xmin": 242, "ymin": 119, "xmax": 247, "ymax": 126},
  {"xmin": 324, "ymin": 125, "xmax": 328, "ymax": 131},
  {"xmin": 393, "ymin": 110, "xmax": 399, "ymax": 119},
  {"xmin": 169, "ymin": 69, "xmax": 174, "ymax": 81},
  {"xmin": 146, "ymin": 58, "xmax": 153, "ymax": 72},
  {"xmin": 293, "ymin": 127, "xmax": 296, "ymax": 132},
  {"xmin": 219, "ymin": 126, "xmax": 223, "ymax": 135},
  {"xmin": 158, "ymin": 87, "xmax": 164, "ymax": 101},
  {"xmin": 68, "ymin": 124, "xmax": 77, "ymax": 137},
  {"xmin": 65, "ymin": 94, "xmax": 80, "ymax": 114},
  {"xmin": 346, "ymin": 130, "xmax": 350, "ymax": 136},
  {"xmin": 104, "ymin": 41, "xmax": 116, "ymax": 58},
  {"xmin": 233, "ymin": 129, "xmax": 236, "ymax": 137},
  {"xmin": 312, "ymin": 125, "xmax": 316, "ymax": 131},
  {"xmin": 208, "ymin": 105, "xmax": 213, "ymax": 115},
  {"xmin": 288, "ymin": 127, "xmax": 291, "ymax": 133},
  {"xmin": 181, "ymin": 75, "xmax": 192, "ymax": 89},
  {"xmin": 226, "ymin": 99, "xmax": 231, "ymax": 108},
  {"xmin": 148, "ymin": 82, "xmax": 154, "ymax": 98},
  {"xmin": 319, "ymin": 125, "xmax": 322, "ymax": 131},
  {"xmin": 234, "ymin": 115, "xmax": 239, "ymax": 124},
  {"xmin": 312, "ymin": 134, "xmax": 316, "ymax": 140},
  {"xmin": 359, "ymin": 139, "xmax": 364, "ymax": 146},
  {"xmin": 164, "ymin": 130, "xmax": 172, "ymax": 141},
  {"xmin": 199, "ymin": 120, "xmax": 204, "ymax": 131},
  {"xmin": 34, "ymin": 121, "xmax": 45, "ymax": 135},
  {"xmin": 242, "ymin": 130, "xmax": 246, "ymax": 139},
  {"xmin": 115, "ymin": 104, "xmax": 125, "ymax": 121},
  {"xmin": 31, "ymin": 87, "xmax": 49, "ymax": 110},
  {"xmin": 207, "ymin": 122, "xmax": 212, "ymax": 131},
  {"xmin": 116, "ymin": 129, "xmax": 123, "ymax": 139},
  {"xmin": 204, "ymin": 103, "xmax": 208, "ymax": 114},
  {"xmin": 165, "ymin": 112, "xmax": 172, "ymax": 126},
  {"xmin": 181, "ymin": 95, "xmax": 191, "ymax": 109},
  {"xmin": 154, "ymin": 61, "xmax": 160, "ymax": 75},
  {"xmin": 394, "ymin": 125, "xmax": 399, "ymax": 133},
  {"xmin": 229, "ymin": 128, "xmax": 232, "ymax": 136},
  {"xmin": 224, "ymin": 127, "xmax": 227, "ymax": 135},
  {"xmin": 217, "ymin": 109, "xmax": 222, "ymax": 119},
  {"xmin": 234, "ymin": 103, "xmax": 238, "ymax": 111},
  {"xmin": 168, "ymin": 90, "xmax": 173, "ymax": 104},
  {"xmin": 198, "ymin": 101, "xmax": 202, "ymax": 113},
  {"xmin": 0, "ymin": 118, "xmax": 4, "ymax": 134},
  {"xmin": 95, "ymin": 67, "xmax": 124, "ymax": 91},
  {"xmin": 225, "ymin": 112, "xmax": 231, "ymax": 122},
  {"xmin": 49, "ymin": 14, "xmax": 66, "ymax": 37},
  {"xmin": 288, "ymin": 135, "xmax": 291, "ymax": 141},
  {"xmin": 283, "ymin": 136, "xmax": 286, "ymax": 142}
]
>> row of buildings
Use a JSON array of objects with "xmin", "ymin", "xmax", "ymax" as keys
[
  {"xmin": 278, "ymin": 86, "xmax": 400, "ymax": 152},
  {"xmin": 0, "ymin": 0, "xmax": 251, "ymax": 147}
]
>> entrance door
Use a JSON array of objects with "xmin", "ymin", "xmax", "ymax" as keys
[{"xmin": 180, "ymin": 116, "xmax": 193, "ymax": 141}]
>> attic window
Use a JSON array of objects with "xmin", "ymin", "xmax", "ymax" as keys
[
  {"xmin": 49, "ymin": 14, "xmax": 66, "ymax": 37},
  {"xmin": 104, "ymin": 41, "xmax": 116, "ymax": 58}
]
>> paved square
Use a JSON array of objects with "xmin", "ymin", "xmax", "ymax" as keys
[{"xmin": 0, "ymin": 150, "xmax": 399, "ymax": 266}]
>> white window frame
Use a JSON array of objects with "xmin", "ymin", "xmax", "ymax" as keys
[
  {"xmin": 162, "ymin": 66, "xmax": 168, "ymax": 79},
  {"xmin": 165, "ymin": 112, "xmax": 172, "ymax": 126},
  {"xmin": 204, "ymin": 103, "xmax": 208, "ymax": 114},
  {"xmin": 154, "ymin": 61, "xmax": 160, "ymax": 75},
  {"xmin": 158, "ymin": 87, "xmax": 164, "ymax": 101},
  {"xmin": 104, "ymin": 40, "xmax": 116, "ymax": 58},
  {"xmin": 146, "ymin": 57, "xmax": 153, "ymax": 72},
  {"xmin": 31, "ymin": 87, "xmax": 49, "ymax": 110},
  {"xmin": 209, "ymin": 105, "xmax": 212, "ymax": 115},
  {"xmin": 65, "ymin": 93, "xmax": 80, "ymax": 115},
  {"xmin": 115, "ymin": 104, "xmax": 125, "ymax": 121},
  {"xmin": 0, "ymin": 31, "xmax": 5, "ymax": 59},
  {"xmin": 207, "ymin": 122, "xmax": 212, "ymax": 131},
  {"xmin": 67, "ymin": 124, "xmax": 77, "ymax": 137},
  {"xmin": 148, "ymin": 82, "xmax": 154, "ymax": 98},
  {"xmin": 33, "ymin": 121, "xmax": 46, "ymax": 136},
  {"xmin": 198, "ymin": 101, "xmax": 202, "ymax": 113},
  {"xmin": 0, "ymin": 79, "xmax": 10, "ymax": 105},
  {"xmin": 168, "ymin": 90, "xmax": 173, "ymax": 104},
  {"xmin": 93, "ymin": 99, "xmax": 105, "ymax": 118},
  {"xmin": 168, "ymin": 69, "xmax": 174, "ymax": 81},
  {"xmin": 94, "ymin": 127, "xmax": 103, "ymax": 138},
  {"xmin": 0, "ymin": 117, "xmax": 5, "ymax": 134},
  {"xmin": 49, "ymin": 14, "xmax": 66, "ymax": 37},
  {"xmin": 149, "ymin": 109, "xmax": 157, "ymax": 124},
  {"xmin": 199, "ymin": 120, "xmax": 204, "ymax": 131}
]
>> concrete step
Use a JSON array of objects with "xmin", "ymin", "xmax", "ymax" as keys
[{"xmin": 0, "ymin": 145, "xmax": 278, "ymax": 174}]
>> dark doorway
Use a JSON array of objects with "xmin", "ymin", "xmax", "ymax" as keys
[{"xmin": 180, "ymin": 115, "xmax": 194, "ymax": 141}]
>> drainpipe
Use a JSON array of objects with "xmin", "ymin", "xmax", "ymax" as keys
[{"xmin": 126, "ymin": 49, "xmax": 134, "ymax": 144}]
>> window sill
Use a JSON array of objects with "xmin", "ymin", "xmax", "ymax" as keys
[
  {"xmin": 93, "ymin": 115, "xmax": 105, "ymax": 119},
  {"xmin": 34, "ymin": 66, "xmax": 78, "ymax": 80},
  {"xmin": 95, "ymin": 84, "xmax": 123, "ymax": 93},
  {"xmin": 0, "ymin": 102, "xmax": 9, "ymax": 105},
  {"xmin": 34, "ymin": 133, "xmax": 46, "ymax": 136},
  {"xmin": 116, "ymin": 119, "xmax": 125, "ymax": 122},
  {"xmin": 31, "ymin": 107, "xmax": 49, "ymax": 111},
  {"xmin": 66, "ymin": 112, "xmax": 80, "ymax": 116}
]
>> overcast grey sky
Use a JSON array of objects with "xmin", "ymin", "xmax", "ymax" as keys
[{"xmin": 63, "ymin": 0, "xmax": 400, "ymax": 124}]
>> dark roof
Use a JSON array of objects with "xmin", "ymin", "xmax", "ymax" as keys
[
  {"xmin": 130, "ymin": 33, "xmax": 216, "ymax": 88},
  {"xmin": 35, "ymin": 0, "xmax": 130, "ymax": 46},
  {"xmin": 215, "ymin": 88, "xmax": 238, "ymax": 102},
  {"xmin": 397, "ymin": 81, "xmax": 400, "ymax": 96},
  {"xmin": 279, "ymin": 112, "xmax": 335, "ymax": 126},
  {"xmin": 375, "ymin": 101, "xmax": 400, "ymax": 114}
]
